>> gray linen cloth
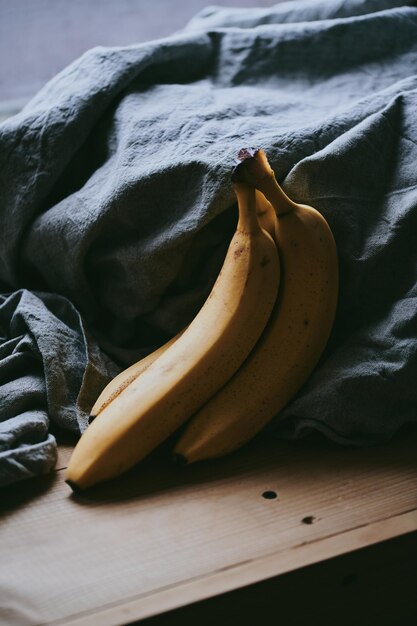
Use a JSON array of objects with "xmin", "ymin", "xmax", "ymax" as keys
[{"xmin": 1, "ymin": 0, "xmax": 416, "ymax": 486}]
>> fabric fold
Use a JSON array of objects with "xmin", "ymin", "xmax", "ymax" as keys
[{"xmin": 0, "ymin": 290, "xmax": 116, "ymax": 485}]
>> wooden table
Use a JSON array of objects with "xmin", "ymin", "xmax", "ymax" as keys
[{"xmin": 1, "ymin": 428, "xmax": 417, "ymax": 626}]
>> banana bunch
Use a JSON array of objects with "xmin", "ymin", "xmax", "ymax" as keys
[
  {"xmin": 175, "ymin": 148, "xmax": 338, "ymax": 463},
  {"xmin": 66, "ymin": 178, "xmax": 280, "ymax": 490},
  {"xmin": 66, "ymin": 148, "xmax": 338, "ymax": 491}
]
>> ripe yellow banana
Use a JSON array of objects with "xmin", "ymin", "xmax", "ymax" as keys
[
  {"xmin": 66, "ymin": 181, "xmax": 280, "ymax": 490},
  {"xmin": 174, "ymin": 148, "xmax": 338, "ymax": 464}
]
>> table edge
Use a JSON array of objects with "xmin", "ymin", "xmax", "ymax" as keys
[{"xmin": 48, "ymin": 508, "xmax": 417, "ymax": 626}]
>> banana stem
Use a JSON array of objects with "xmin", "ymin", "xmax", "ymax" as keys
[
  {"xmin": 232, "ymin": 148, "xmax": 297, "ymax": 217},
  {"xmin": 233, "ymin": 182, "xmax": 261, "ymax": 234},
  {"xmin": 255, "ymin": 171, "xmax": 297, "ymax": 217}
]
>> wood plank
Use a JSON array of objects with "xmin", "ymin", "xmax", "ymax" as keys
[
  {"xmin": 137, "ymin": 530, "xmax": 417, "ymax": 626},
  {"xmin": 48, "ymin": 511, "xmax": 417, "ymax": 626},
  {"xmin": 1, "ymin": 429, "xmax": 416, "ymax": 626}
]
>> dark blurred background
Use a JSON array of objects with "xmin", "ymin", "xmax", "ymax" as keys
[{"xmin": 0, "ymin": 0, "xmax": 284, "ymax": 119}]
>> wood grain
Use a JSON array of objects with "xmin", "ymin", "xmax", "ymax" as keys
[{"xmin": 1, "ymin": 429, "xmax": 416, "ymax": 626}]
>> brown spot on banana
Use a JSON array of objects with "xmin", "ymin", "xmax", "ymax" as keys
[{"xmin": 233, "ymin": 246, "xmax": 245, "ymax": 258}]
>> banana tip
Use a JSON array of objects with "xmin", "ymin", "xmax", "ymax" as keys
[
  {"xmin": 231, "ymin": 147, "xmax": 264, "ymax": 184},
  {"xmin": 65, "ymin": 479, "xmax": 81, "ymax": 493},
  {"xmin": 235, "ymin": 147, "xmax": 260, "ymax": 164}
]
